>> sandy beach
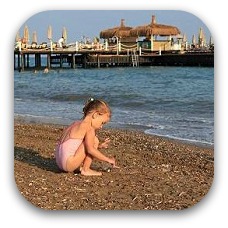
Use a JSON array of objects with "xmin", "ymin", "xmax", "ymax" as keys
[{"xmin": 14, "ymin": 121, "xmax": 214, "ymax": 210}]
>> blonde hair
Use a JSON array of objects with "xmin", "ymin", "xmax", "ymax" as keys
[{"xmin": 82, "ymin": 98, "xmax": 111, "ymax": 118}]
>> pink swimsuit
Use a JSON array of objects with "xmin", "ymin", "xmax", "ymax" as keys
[{"xmin": 55, "ymin": 138, "xmax": 83, "ymax": 171}]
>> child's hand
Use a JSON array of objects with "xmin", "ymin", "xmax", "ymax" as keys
[
  {"xmin": 99, "ymin": 137, "xmax": 110, "ymax": 149},
  {"xmin": 108, "ymin": 157, "xmax": 120, "ymax": 169}
]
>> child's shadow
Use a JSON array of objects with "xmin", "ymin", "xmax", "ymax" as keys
[{"xmin": 14, "ymin": 146, "xmax": 61, "ymax": 173}]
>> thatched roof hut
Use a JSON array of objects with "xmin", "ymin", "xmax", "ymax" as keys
[
  {"xmin": 130, "ymin": 15, "xmax": 181, "ymax": 37},
  {"xmin": 100, "ymin": 19, "xmax": 132, "ymax": 39}
]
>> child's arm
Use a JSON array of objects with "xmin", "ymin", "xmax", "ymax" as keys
[{"xmin": 85, "ymin": 129, "xmax": 115, "ymax": 165}]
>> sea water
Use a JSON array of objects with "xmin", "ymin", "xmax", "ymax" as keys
[{"xmin": 14, "ymin": 66, "xmax": 214, "ymax": 146}]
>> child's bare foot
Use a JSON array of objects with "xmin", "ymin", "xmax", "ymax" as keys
[{"xmin": 81, "ymin": 168, "xmax": 102, "ymax": 176}]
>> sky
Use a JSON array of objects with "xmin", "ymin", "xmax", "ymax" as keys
[{"xmin": 17, "ymin": 10, "xmax": 212, "ymax": 45}]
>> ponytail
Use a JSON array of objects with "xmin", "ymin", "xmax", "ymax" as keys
[{"xmin": 83, "ymin": 98, "xmax": 111, "ymax": 118}]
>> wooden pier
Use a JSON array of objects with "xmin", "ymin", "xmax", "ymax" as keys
[{"xmin": 14, "ymin": 49, "xmax": 214, "ymax": 71}]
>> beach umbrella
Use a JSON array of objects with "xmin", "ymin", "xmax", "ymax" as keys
[
  {"xmin": 62, "ymin": 27, "xmax": 67, "ymax": 42},
  {"xmin": 130, "ymin": 15, "xmax": 181, "ymax": 37},
  {"xmin": 209, "ymin": 36, "xmax": 213, "ymax": 46},
  {"xmin": 32, "ymin": 31, "xmax": 38, "ymax": 44},
  {"xmin": 23, "ymin": 25, "xmax": 30, "ymax": 44},
  {"xmin": 183, "ymin": 33, "xmax": 187, "ymax": 43},
  {"xmin": 198, "ymin": 27, "xmax": 204, "ymax": 46},
  {"xmin": 100, "ymin": 19, "xmax": 132, "ymax": 39},
  {"xmin": 15, "ymin": 31, "xmax": 21, "ymax": 42},
  {"xmin": 192, "ymin": 34, "xmax": 196, "ymax": 45},
  {"xmin": 48, "ymin": 25, "xmax": 53, "ymax": 40}
]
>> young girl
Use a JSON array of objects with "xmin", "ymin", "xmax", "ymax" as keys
[{"xmin": 55, "ymin": 98, "xmax": 117, "ymax": 176}]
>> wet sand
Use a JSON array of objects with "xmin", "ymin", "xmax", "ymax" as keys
[{"xmin": 14, "ymin": 121, "xmax": 214, "ymax": 210}]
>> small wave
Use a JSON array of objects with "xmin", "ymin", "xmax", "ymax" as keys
[
  {"xmin": 127, "ymin": 122, "xmax": 165, "ymax": 130},
  {"xmin": 14, "ymin": 113, "xmax": 70, "ymax": 125},
  {"xmin": 144, "ymin": 129, "xmax": 213, "ymax": 146},
  {"xmin": 14, "ymin": 98, "xmax": 23, "ymax": 101},
  {"xmin": 49, "ymin": 94, "xmax": 96, "ymax": 102},
  {"xmin": 111, "ymin": 120, "xmax": 165, "ymax": 131}
]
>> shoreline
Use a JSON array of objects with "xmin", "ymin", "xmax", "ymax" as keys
[
  {"xmin": 14, "ymin": 115, "xmax": 213, "ymax": 149},
  {"xmin": 14, "ymin": 120, "xmax": 214, "ymax": 210}
]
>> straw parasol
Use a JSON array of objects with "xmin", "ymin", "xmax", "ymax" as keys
[
  {"xmin": 47, "ymin": 25, "xmax": 53, "ymax": 40},
  {"xmin": 62, "ymin": 27, "xmax": 67, "ymax": 42},
  {"xmin": 192, "ymin": 34, "xmax": 196, "ymax": 45},
  {"xmin": 15, "ymin": 31, "xmax": 21, "ymax": 42},
  {"xmin": 198, "ymin": 27, "xmax": 206, "ymax": 47},
  {"xmin": 130, "ymin": 15, "xmax": 181, "ymax": 37},
  {"xmin": 100, "ymin": 19, "xmax": 132, "ymax": 39},
  {"xmin": 23, "ymin": 25, "xmax": 30, "ymax": 44},
  {"xmin": 198, "ymin": 27, "xmax": 203, "ymax": 46},
  {"xmin": 209, "ymin": 36, "xmax": 213, "ymax": 46},
  {"xmin": 183, "ymin": 33, "xmax": 187, "ymax": 43},
  {"xmin": 32, "ymin": 31, "xmax": 38, "ymax": 44}
]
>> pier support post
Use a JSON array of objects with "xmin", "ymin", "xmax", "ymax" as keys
[
  {"xmin": 26, "ymin": 54, "xmax": 29, "ymax": 68},
  {"xmin": 83, "ymin": 55, "xmax": 87, "ymax": 68},
  {"xmin": 47, "ymin": 54, "xmax": 51, "ymax": 69},
  {"xmin": 60, "ymin": 54, "xmax": 63, "ymax": 68},
  {"xmin": 97, "ymin": 55, "xmax": 100, "ymax": 68},
  {"xmin": 21, "ymin": 53, "xmax": 24, "ymax": 71},
  {"xmin": 17, "ymin": 53, "xmax": 21, "ymax": 71},
  {"xmin": 72, "ymin": 54, "xmax": 76, "ymax": 69},
  {"xmin": 39, "ymin": 54, "xmax": 41, "ymax": 68},
  {"xmin": 35, "ymin": 54, "xmax": 38, "ymax": 68},
  {"xmin": 35, "ymin": 54, "xmax": 42, "ymax": 69}
]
